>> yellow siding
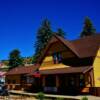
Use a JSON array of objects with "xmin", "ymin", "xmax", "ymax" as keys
[
  {"xmin": 41, "ymin": 56, "xmax": 53, "ymax": 67},
  {"xmin": 40, "ymin": 56, "xmax": 69, "ymax": 70},
  {"xmin": 43, "ymin": 56, "xmax": 53, "ymax": 62},
  {"xmin": 93, "ymin": 48, "xmax": 100, "ymax": 87},
  {"xmin": 40, "ymin": 63, "xmax": 69, "ymax": 70}
]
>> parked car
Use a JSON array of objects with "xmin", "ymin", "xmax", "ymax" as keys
[{"xmin": 0, "ymin": 84, "xmax": 9, "ymax": 96}]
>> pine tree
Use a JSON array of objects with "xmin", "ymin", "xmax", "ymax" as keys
[
  {"xmin": 8, "ymin": 49, "xmax": 23, "ymax": 69},
  {"xmin": 56, "ymin": 28, "xmax": 65, "ymax": 38},
  {"xmin": 34, "ymin": 19, "xmax": 52, "ymax": 62},
  {"xmin": 80, "ymin": 17, "xmax": 96, "ymax": 38}
]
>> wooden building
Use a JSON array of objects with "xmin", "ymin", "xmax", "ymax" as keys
[
  {"xmin": 5, "ymin": 65, "xmax": 39, "ymax": 91},
  {"xmin": 6, "ymin": 34, "xmax": 100, "ymax": 96}
]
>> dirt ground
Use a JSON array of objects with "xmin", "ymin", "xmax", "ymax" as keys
[
  {"xmin": 0, "ymin": 95, "xmax": 37, "ymax": 100},
  {"xmin": 0, "ymin": 95, "xmax": 100, "ymax": 100}
]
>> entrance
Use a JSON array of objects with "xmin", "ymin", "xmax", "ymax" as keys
[
  {"xmin": 31, "ymin": 77, "xmax": 42, "ymax": 92},
  {"xmin": 44, "ymin": 75, "xmax": 57, "ymax": 93},
  {"xmin": 59, "ymin": 74, "xmax": 79, "ymax": 95}
]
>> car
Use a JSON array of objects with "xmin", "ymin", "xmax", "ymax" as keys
[{"xmin": 0, "ymin": 84, "xmax": 9, "ymax": 96}]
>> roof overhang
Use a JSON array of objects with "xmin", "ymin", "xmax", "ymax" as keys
[{"xmin": 28, "ymin": 66, "xmax": 93, "ymax": 76}]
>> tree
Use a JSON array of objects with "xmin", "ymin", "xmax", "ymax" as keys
[
  {"xmin": 34, "ymin": 19, "xmax": 66, "ymax": 63},
  {"xmin": 1, "ymin": 60, "xmax": 9, "ymax": 66},
  {"xmin": 56, "ymin": 28, "xmax": 65, "ymax": 38},
  {"xmin": 8, "ymin": 49, "xmax": 23, "ymax": 69},
  {"xmin": 80, "ymin": 17, "xmax": 96, "ymax": 38},
  {"xmin": 23, "ymin": 56, "xmax": 33, "ymax": 65},
  {"xmin": 34, "ymin": 19, "xmax": 52, "ymax": 62}
]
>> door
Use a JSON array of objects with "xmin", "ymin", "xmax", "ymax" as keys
[{"xmin": 59, "ymin": 74, "xmax": 78, "ymax": 95}]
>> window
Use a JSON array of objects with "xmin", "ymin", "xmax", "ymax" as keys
[
  {"xmin": 12, "ymin": 80, "xmax": 16, "ymax": 84},
  {"xmin": 52, "ymin": 52, "xmax": 62, "ymax": 64},
  {"xmin": 45, "ymin": 76, "xmax": 56, "ymax": 86},
  {"xmin": 57, "ymin": 53, "xmax": 62, "ymax": 63},
  {"xmin": 53, "ymin": 53, "xmax": 57, "ymax": 64},
  {"xmin": 27, "ymin": 76, "xmax": 34, "ymax": 84},
  {"xmin": 80, "ymin": 75, "xmax": 85, "ymax": 87},
  {"xmin": 7, "ymin": 80, "xmax": 11, "ymax": 84}
]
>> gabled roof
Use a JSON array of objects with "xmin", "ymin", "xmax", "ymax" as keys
[
  {"xmin": 71, "ymin": 34, "xmax": 100, "ymax": 57},
  {"xmin": 6, "ymin": 64, "xmax": 39, "ymax": 75},
  {"xmin": 54, "ymin": 35, "xmax": 80, "ymax": 57},
  {"xmin": 37, "ymin": 34, "xmax": 80, "ymax": 64},
  {"xmin": 6, "ymin": 34, "xmax": 100, "ymax": 76},
  {"xmin": 37, "ymin": 33, "xmax": 100, "ymax": 64}
]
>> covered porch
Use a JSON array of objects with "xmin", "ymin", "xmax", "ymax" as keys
[{"xmin": 38, "ymin": 66, "xmax": 93, "ymax": 95}]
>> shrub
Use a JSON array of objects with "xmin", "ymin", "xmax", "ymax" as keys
[
  {"xmin": 56, "ymin": 97, "xmax": 64, "ymax": 100},
  {"xmin": 37, "ymin": 92, "xmax": 45, "ymax": 100},
  {"xmin": 81, "ymin": 96, "xmax": 88, "ymax": 100}
]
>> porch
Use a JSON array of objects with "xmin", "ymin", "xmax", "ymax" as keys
[{"xmin": 37, "ymin": 66, "xmax": 93, "ymax": 95}]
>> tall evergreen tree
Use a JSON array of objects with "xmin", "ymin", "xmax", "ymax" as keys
[
  {"xmin": 80, "ymin": 17, "xmax": 96, "ymax": 38},
  {"xmin": 34, "ymin": 19, "xmax": 52, "ymax": 62},
  {"xmin": 56, "ymin": 28, "xmax": 65, "ymax": 38},
  {"xmin": 8, "ymin": 49, "xmax": 23, "ymax": 69}
]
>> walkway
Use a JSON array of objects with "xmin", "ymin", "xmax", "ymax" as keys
[{"xmin": 9, "ymin": 90, "xmax": 100, "ymax": 100}]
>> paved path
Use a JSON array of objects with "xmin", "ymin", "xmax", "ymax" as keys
[
  {"xmin": 74, "ymin": 95, "xmax": 100, "ymax": 100},
  {"xmin": 9, "ymin": 90, "xmax": 100, "ymax": 100}
]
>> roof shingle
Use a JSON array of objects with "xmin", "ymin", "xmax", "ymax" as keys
[{"xmin": 6, "ymin": 64, "xmax": 39, "ymax": 75}]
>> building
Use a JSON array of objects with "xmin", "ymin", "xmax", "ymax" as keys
[
  {"xmin": 0, "ymin": 62, "xmax": 8, "ymax": 84},
  {"xmin": 6, "ymin": 34, "xmax": 100, "ymax": 96},
  {"xmin": 5, "ymin": 65, "xmax": 39, "ymax": 90}
]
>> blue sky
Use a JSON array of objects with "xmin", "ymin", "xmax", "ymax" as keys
[{"xmin": 0, "ymin": 0, "xmax": 100, "ymax": 60}]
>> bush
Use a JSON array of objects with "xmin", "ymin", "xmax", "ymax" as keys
[
  {"xmin": 37, "ymin": 92, "xmax": 45, "ymax": 100},
  {"xmin": 81, "ymin": 96, "xmax": 88, "ymax": 100},
  {"xmin": 56, "ymin": 97, "xmax": 64, "ymax": 100}
]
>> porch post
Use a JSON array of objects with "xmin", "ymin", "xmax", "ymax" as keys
[
  {"xmin": 56, "ymin": 75, "xmax": 59, "ymax": 88},
  {"xmin": 42, "ymin": 76, "xmax": 45, "ymax": 87},
  {"xmin": 76, "ymin": 74, "xmax": 79, "ymax": 87}
]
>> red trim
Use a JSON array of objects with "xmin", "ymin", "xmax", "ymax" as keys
[{"xmin": 33, "ymin": 73, "xmax": 41, "ymax": 78}]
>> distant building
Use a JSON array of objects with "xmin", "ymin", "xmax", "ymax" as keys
[
  {"xmin": 6, "ymin": 34, "xmax": 100, "ymax": 96},
  {"xmin": 0, "ymin": 62, "xmax": 9, "ymax": 84}
]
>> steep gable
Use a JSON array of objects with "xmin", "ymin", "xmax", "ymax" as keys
[
  {"xmin": 37, "ymin": 34, "xmax": 100, "ymax": 69},
  {"xmin": 37, "ymin": 34, "xmax": 79, "ymax": 64}
]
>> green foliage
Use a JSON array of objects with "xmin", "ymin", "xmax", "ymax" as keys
[
  {"xmin": 8, "ymin": 49, "xmax": 23, "ymax": 69},
  {"xmin": 56, "ymin": 97, "xmax": 64, "ymax": 100},
  {"xmin": 1, "ymin": 60, "xmax": 9, "ymax": 66},
  {"xmin": 56, "ymin": 28, "xmax": 65, "ymax": 38},
  {"xmin": 23, "ymin": 56, "xmax": 33, "ymax": 64},
  {"xmin": 80, "ymin": 17, "xmax": 96, "ymax": 38},
  {"xmin": 37, "ymin": 92, "xmax": 45, "ymax": 100},
  {"xmin": 34, "ymin": 19, "xmax": 52, "ymax": 62},
  {"xmin": 34, "ymin": 19, "xmax": 66, "ymax": 63},
  {"xmin": 81, "ymin": 96, "xmax": 88, "ymax": 100}
]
